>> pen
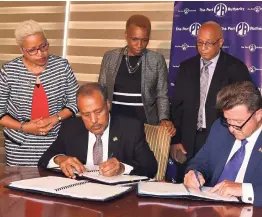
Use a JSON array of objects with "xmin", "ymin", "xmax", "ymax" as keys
[{"xmin": 194, "ymin": 169, "xmax": 202, "ymax": 191}]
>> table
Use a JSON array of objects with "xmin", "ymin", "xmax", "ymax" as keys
[{"xmin": 0, "ymin": 166, "xmax": 261, "ymax": 217}]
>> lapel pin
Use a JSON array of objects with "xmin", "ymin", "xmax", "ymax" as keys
[
  {"xmin": 258, "ymin": 148, "xmax": 262, "ymax": 153},
  {"xmin": 113, "ymin": 137, "xmax": 118, "ymax": 142}
]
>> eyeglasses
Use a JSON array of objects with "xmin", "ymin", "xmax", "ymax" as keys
[
  {"xmin": 22, "ymin": 41, "xmax": 49, "ymax": 56},
  {"xmin": 220, "ymin": 109, "xmax": 258, "ymax": 131},
  {"xmin": 196, "ymin": 38, "xmax": 221, "ymax": 48}
]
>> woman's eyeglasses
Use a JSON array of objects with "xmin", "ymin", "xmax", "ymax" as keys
[{"xmin": 22, "ymin": 41, "xmax": 49, "ymax": 56}]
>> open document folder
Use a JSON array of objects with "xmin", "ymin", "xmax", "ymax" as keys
[
  {"xmin": 6, "ymin": 176, "xmax": 133, "ymax": 202},
  {"xmin": 137, "ymin": 182, "xmax": 242, "ymax": 203},
  {"xmin": 51, "ymin": 166, "xmax": 149, "ymax": 185}
]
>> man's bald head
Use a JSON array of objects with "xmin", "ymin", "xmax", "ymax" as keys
[{"xmin": 199, "ymin": 21, "xmax": 223, "ymax": 39}]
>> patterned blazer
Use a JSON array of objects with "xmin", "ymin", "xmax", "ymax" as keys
[{"xmin": 98, "ymin": 47, "xmax": 169, "ymax": 125}]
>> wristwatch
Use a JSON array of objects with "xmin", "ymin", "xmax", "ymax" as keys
[{"xmin": 56, "ymin": 114, "xmax": 62, "ymax": 122}]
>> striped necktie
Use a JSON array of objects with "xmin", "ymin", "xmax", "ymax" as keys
[{"xmin": 197, "ymin": 59, "xmax": 212, "ymax": 129}]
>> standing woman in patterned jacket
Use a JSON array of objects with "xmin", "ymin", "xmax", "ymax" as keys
[
  {"xmin": 99, "ymin": 14, "xmax": 175, "ymax": 137},
  {"xmin": 0, "ymin": 20, "xmax": 79, "ymax": 166}
]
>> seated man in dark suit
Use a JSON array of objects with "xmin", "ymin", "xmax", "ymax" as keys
[
  {"xmin": 184, "ymin": 81, "xmax": 262, "ymax": 206},
  {"xmin": 38, "ymin": 83, "xmax": 157, "ymax": 179}
]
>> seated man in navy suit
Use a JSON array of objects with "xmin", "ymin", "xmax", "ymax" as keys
[
  {"xmin": 184, "ymin": 81, "xmax": 262, "ymax": 206},
  {"xmin": 38, "ymin": 82, "xmax": 157, "ymax": 179}
]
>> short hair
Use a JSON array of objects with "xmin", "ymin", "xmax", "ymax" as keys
[
  {"xmin": 76, "ymin": 82, "xmax": 108, "ymax": 103},
  {"xmin": 126, "ymin": 14, "xmax": 151, "ymax": 33},
  {"xmin": 216, "ymin": 81, "xmax": 262, "ymax": 112},
  {"xmin": 14, "ymin": 20, "xmax": 46, "ymax": 46}
]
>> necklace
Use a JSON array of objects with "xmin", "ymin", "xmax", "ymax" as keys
[{"xmin": 124, "ymin": 47, "xmax": 143, "ymax": 74}]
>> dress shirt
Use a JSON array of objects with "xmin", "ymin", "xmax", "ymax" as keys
[
  {"xmin": 200, "ymin": 51, "xmax": 220, "ymax": 128},
  {"xmin": 224, "ymin": 125, "xmax": 262, "ymax": 204},
  {"xmin": 47, "ymin": 118, "xmax": 133, "ymax": 174}
]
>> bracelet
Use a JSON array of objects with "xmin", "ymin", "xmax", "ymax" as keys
[{"xmin": 19, "ymin": 122, "xmax": 26, "ymax": 132}]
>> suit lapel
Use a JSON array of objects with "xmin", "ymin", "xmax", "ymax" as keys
[
  {"xmin": 141, "ymin": 49, "xmax": 147, "ymax": 99},
  {"xmin": 210, "ymin": 132, "xmax": 235, "ymax": 185},
  {"xmin": 108, "ymin": 116, "xmax": 122, "ymax": 158},
  {"xmin": 192, "ymin": 55, "xmax": 201, "ymax": 109},
  {"xmin": 77, "ymin": 119, "xmax": 89, "ymax": 163},
  {"xmin": 244, "ymin": 132, "xmax": 262, "ymax": 182},
  {"xmin": 206, "ymin": 50, "xmax": 225, "ymax": 104}
]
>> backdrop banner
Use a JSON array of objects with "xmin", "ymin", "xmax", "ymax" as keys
[{"xmin": 167, "ymin": 1, "xmax": 262, "ymax": 181}]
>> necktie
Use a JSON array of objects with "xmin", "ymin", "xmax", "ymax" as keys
[
  {"xmin": 197, "ymin": 59, "xmax": 212, "ymax": 129},
  {"xmin": 217, "ymin": 139, "xmax": 248, "ymax": 184},
  {"xmin": 93, "ymin": 134, "xmax": 103, "ymax": 165}
]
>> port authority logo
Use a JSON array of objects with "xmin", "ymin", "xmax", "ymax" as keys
[
  {"xmin": 214, "ymin": 3, "xmax": 228, "ymax": 17},
  {"xmin": 236, "ymin": 22, "xmax": 250, "ymax": 36},
  {"xmin": 235, "ymin": 22, "xmax": 262, "ymax": 37},
  {"xmin": 241, "ymin": 44, "xmax": 262, "ymax": 52},
  {"xmin": 248, "ymin": 66, "xmax": 262, "ymax": 73},
  {"xmin": 175, "ymin": 43, "xmax": 195, "ymax": 51},
  {"xmin": 248, "ymin": 6, "xmax": 262, "ymax": 13},
  {"xmin": 177, "ymin": 8, "xmax": 196, "ymax": 15},
  {"xmin": 199, "ymin": 3, "xmax": 244, "ymax": 17},
  {"xmin": 189, "ymin": 23, "xmax": 201, "ymax": 37},
  {"xmin": 175, "ymin": 22, "xmax": 201, "ymax": 37}
]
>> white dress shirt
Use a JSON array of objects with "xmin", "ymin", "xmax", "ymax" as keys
[
  {"xmin": 200, "ymin": 51, "xmax": 220, "ymax": 128},
  {"xmin": 224, "ymin": 125, "xmax": 262, "ymax": 204},
  {"xmin": 47, "ymin": 118, "xmax": 133, "ymax": 174}
]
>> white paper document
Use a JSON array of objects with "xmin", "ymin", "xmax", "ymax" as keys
[
  {"xmin": 8, "ymin": 176, "xmax": 132, "ymax": 201},
  {"xmin": 138, "ymin": 182, "xmax": 240, "ymax": 203}
]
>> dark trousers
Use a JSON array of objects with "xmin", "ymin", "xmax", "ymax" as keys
[{"xmin": 174, "ymin": 128, "xmax": 209, "ymax": 183}]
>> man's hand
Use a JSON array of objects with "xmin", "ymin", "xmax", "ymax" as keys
[
  {"xmin": 210, "ymin": 180, "xmax": 242, "ymax": 197},
  {"xmin": 54, "ymin": 155, "xmax": 86, "ymax": 179},
  {"xmin": 99, "ymin": 157, "xmax": 125, "ymax": 176},
  {"xmin": 184, "ymin": 170, "xmax": 205, "ymax": 190},
  {"xmin": 159, "ymin": 120, "xmax": 176, "ymax": 137},
  {"xmin": 170, "ymin": 143, "xmax": 187, "ymax": 161}
]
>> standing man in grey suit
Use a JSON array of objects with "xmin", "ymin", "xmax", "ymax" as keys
[
  {"xmin": 171, "ymin": 21, "xmax": 252, "ymax": 182},
  {"xmin": 98, "ymin": 14, "xmax": 175, "ymax": 137}
]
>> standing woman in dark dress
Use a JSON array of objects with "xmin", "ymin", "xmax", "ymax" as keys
[
  {"xmin": 0, "ymin": 20, "xmax": 79, "ymax": 166},
  {"xmin": 99, "ymin": 14, "xmax": 175, "ymax": 137}
]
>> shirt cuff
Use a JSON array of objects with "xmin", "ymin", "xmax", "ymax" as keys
[
  {"xmin": 241, "ymin": 183, "xmax": 254, "ymax": 204},
  {"xmin": 47, "ymin": 154, "xmax": 64, "ymax": 168},
  {"xmin": 121, "ymin": 163, "xmax": 133, "ymax": 174}
]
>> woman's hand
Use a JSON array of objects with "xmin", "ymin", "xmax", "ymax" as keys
[{"xmin": 23, "ymin": 115, "xmax": 58, "ymax": 135}]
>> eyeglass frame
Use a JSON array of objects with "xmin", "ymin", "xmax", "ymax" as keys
[
  {"xmin": 196, "ymin": 38, "xmax": 221, "ymax": 48},
  {"xmin": 22, "ymin": 41, "xmax": 49, "ymax": 56},
  {"xmin": 220, "ymin": 109, "xmax": 259, "ymax": 131}
]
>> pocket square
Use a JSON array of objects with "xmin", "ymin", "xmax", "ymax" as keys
[
  {"xmin": 258, "ymin": 147, "xmax": 262, "ymax": 153},
  {"xmin": 113, "ymin": 137, "xmax": 118, "ymax": 142}
]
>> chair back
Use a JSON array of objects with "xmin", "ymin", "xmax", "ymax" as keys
[{"xmin": 144, "ymin": 124, "xmax": 170, "ymax": 180}]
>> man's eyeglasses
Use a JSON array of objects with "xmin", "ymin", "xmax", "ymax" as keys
[
  {"xmin": 196, "ymin": 38, "xmax": 221, "ymax": 48},
  {"xmin": 22, "ymin": 41, "xmax": 49, "ymax": 56},
  {"xmin": 220, "ymin": 109, "xmax": 258, "ymax": 131}
]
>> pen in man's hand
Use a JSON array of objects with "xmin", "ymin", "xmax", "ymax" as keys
[{"xmin": 194, "ymin": 169, "xmax": 202, "ymax": 191}]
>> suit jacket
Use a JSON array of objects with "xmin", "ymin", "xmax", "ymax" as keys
[
  {"xmin": 187, "ymin": 119, "xmax": 262, "ymax": 206},
  {"xmin": 98, "ymin": 47, "xmax": 169, "ymax": 125},
  {"xmin": 38, "ymin": 115, "xmax": 158, "ymax": 178},
  {"xmin": 171, "ymin": 50, "xmax": 252, "ymax": 158}
]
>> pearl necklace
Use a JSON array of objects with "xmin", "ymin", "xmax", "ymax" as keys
[{"xmin": 124, "ymin": 47, "xmax": 143, "ymax": 74}]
